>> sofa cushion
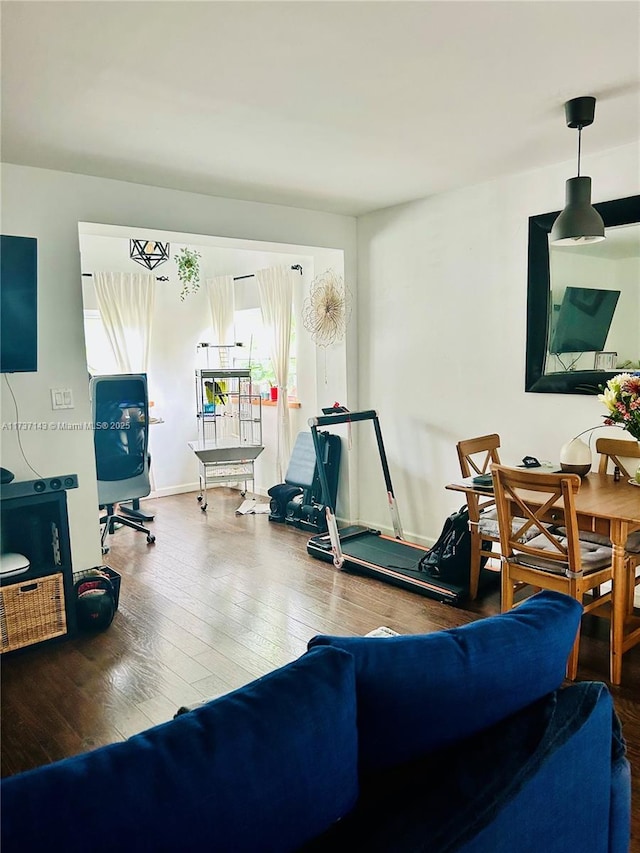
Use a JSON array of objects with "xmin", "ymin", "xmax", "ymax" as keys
[
  {"xmin": 300, "ymin": 682, "xmax": 621, "ymax": 853},
  {"xmin": 1, "ymin": 646, "xmax": 359, "ymax": 853},
  {"xmin": 478, "ymin": 507, "xmax": 546, "ymax": 541},
  {"xmin": 308, "ymin": 590, "xmax": 582, "ymax": 771}
]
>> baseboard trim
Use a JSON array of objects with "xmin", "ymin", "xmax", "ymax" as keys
[
  {"xmin": 144, "ymin": 489, "xmax": 433, "ymax": 548},
  {"xmin": 148, "ymin": 483, "xmax": 265, "ymax": 500},
  {"xmin": 149, "ymin": 483, "xmax": 201, "ymax": 499}
]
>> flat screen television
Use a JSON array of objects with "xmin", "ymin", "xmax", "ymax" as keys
[
  {"xmin": 549, "ymin": 286, "xmax": 620, "ymax": 354},
  {"xmin": 1, "ymin": 235, "xmax": 38, "ymax": 373}
]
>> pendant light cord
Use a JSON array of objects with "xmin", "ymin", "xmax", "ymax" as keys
[{"xmin": 577, "ymin": 125, "xmax": 582, "ymax": 177}]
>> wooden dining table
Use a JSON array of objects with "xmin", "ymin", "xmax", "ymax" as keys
[{"xmin": 447, "ymin": 470, "xmax": 640, "ymax": 685}]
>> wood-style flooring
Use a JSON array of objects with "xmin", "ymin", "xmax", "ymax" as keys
[{"xmin": 2, "ymin": 489, "xmax": 640, "ymax": 848}]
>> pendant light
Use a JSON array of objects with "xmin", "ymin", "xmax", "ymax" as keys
[
  {"xmin": 130, "ymin": 239, "xmax": 170, "ymax": 270},
  {"xmin": 550, "ymin": 96, "xmax": 605, "ymax": 245}
]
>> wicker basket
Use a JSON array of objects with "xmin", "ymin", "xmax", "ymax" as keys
[{"xmin": 0, "ymin": 573, "xmax": 67, "ymax": 653}]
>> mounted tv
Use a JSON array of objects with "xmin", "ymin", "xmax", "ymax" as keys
[
  {"xmin": 549, "ymin": 286, "xmax": 620, "ymax": 354},
  {"xmin": 1, "ymin": 235, "xmax": 38, "ymax": 373}
]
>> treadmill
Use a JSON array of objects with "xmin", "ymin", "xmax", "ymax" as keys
[{"xmin": 307, "ymin": 410, "xmax": 492, "ymax": 604}]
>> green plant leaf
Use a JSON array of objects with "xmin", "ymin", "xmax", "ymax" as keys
[{"xmin": 174, "ymin": 247, "xmax": 201, "ymax": 297}]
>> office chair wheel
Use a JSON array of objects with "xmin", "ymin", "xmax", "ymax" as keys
[
  {"xmin": 147, "ymin": 534, "xmax": 156, "ymax": 544},
  {"xmin": 201, "ymin": 503, "xmax": 208, "ymax": 512},
  {"xmin": 101, "ymin": 545, "xmax": 110, "ymax": 555},
  {"xmin": 197, "ymin": 495, "xmax": 203, "ymax": 503}
]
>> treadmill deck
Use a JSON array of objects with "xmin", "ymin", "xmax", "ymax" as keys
[{"xmin": 307, "ymin": 527, "xmax": 472, "ymax": 604}]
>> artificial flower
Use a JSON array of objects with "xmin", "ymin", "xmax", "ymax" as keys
[{"xmin": 598, "ymin": 372, "xmax": 640, "ymax": 440}]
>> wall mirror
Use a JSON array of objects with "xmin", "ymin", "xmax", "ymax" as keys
[{"xmin": 526, "ymin": 194, "xmax": 640, "ymax": 394}]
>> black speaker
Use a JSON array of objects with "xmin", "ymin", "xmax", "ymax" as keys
[{"xmin": 0, "ymin": 473, "xmax": 78, "ymax": 500}]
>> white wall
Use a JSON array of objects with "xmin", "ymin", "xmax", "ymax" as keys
[
  {"xmin": 0, "ymin": 164, "xmax": 357, "ymax": 572},
  {"xmin": 357, "ymin": 142, "xmax": 640, "ymax": 545}
]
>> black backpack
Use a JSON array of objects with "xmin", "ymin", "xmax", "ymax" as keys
[{"xmin": 418, "ymin": 505, "xmax": 490, "ymax": 587}]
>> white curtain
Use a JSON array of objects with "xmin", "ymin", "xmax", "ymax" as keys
[
  {"xmin": 93, "ymin": 272, "xmax": 155, "ymax": 373},
  {"xmin": 206, "ymin": 275, "xmax": 235, "ymax": 346},
  {"xmin": 256, "ymin": 265, "xmax": 294, "ymax": 480}
]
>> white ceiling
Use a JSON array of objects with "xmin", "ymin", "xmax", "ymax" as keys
[{"xmin": 1, "ymin": 1, "xmax": 639, "ymax": 216}]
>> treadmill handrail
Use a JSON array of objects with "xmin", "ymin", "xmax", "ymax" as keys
[
  {"xmin": 308, "ymin": 410, "xmax": 378, "ymax": 428},
  {"xmin": 309, "ymin": 410, "xmax": 404, "ymax": 540}
]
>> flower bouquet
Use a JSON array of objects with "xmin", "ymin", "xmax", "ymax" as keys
[{"xmin": 598, "ymin": 372, "xmax": 640, "ymax": 441}]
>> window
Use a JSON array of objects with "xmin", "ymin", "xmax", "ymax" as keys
[
  {"xmin": 233, "ymin": 307, "xmax": 297, "ymax": 398},
  {"xmin": 83, "ymin": 310, "xmax": 118, "ymax": 375}
]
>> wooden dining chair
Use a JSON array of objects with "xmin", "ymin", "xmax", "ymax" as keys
[
  {"xmin": 596, "ymin": 436, "xmax": 640, "ymax": 479},
  {"xmin": 492, "ymin": 464, "xmax": 613, "ymax": 680},
  {"xmin": 596, "ymin": 436, "xmax": 640, "ymax": 612},
  {"xmin": 456, "ymin": 434, "xmax": 502, "ymax": 600}
]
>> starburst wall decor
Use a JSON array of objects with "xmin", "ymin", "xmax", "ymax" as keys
[{"xmin": 302, "ymin": 269, "xmax": 352, "ymax": 348}]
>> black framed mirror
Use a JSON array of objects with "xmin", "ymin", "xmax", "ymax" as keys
[{"xmin": 526, "ymin": 194, "xmax": 640, "ymax": 394}]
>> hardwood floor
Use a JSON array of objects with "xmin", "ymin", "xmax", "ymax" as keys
[{"xmin": 2, "ymin": 488, "xmax": 640, "ymax": 847}]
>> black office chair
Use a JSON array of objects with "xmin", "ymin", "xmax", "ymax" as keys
[{"xmin": 90, "ymin": 374, "xmax": 156, "ymax": 552}]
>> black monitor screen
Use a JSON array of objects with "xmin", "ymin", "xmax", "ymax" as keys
[
  {"xmin": 549, "ymin": 286, "xmax": 620, "ymax": 354},
  {"xmin": 1, "ymin": 235, "xmax": 38, "ymax": 373}
]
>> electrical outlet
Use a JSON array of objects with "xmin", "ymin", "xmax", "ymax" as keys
[{"xmin": 50, "ymin": 388, "xmax": 74, "ymax": 410}]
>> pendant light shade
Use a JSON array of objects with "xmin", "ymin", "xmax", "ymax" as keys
[
  {"xmin": 550, "ymin": 96, "xmax": 606, "ymax": 246},
  {"xmin": 130, "ymin": 239, "xmax": 170, "ymax": 270},
  {"xmin": 550, "ymin": 176, "xmax": 605, "ymax": 245}
]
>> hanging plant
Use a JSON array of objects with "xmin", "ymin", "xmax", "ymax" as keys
[{"xmin": 174, "ymin": 247, "xmax": 201, "ymax": 300}]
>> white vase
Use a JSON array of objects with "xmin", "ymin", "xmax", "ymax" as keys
[{"xmin": 559, "ymin": 437, "xmax": 592, "ymax": 477}]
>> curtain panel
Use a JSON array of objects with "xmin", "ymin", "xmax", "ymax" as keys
[
  {"xmin": 256, "ymin": 266, "xmax": 294, "ymax": 480},
  {"xmin": 93, "ymin": 272, "xmax": 155, "ymax": 374},
  {"xmin": 206, "ymin": 275, "xmax": 235, "ymax": 347}
]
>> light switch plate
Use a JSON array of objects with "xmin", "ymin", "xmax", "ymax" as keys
[{"xmin": 50, "ymin": 388, "xmax": 74, "ymax": 410}]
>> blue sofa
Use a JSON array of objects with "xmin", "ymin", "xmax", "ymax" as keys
[{"xmin": 1, "ymin": 591, "xmax": 630, "ymax": 853}]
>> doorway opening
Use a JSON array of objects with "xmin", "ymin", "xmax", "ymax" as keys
[{"xmin": 78, "ymin": 221, "xmax": 346, "ymax": 500}]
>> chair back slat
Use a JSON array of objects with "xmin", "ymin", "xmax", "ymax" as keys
[
  {"xmin": 504, "ymin": 485, "xmax": 562, "ymax": 549},
  {"xmin": 457, "ymin": 433, "xmax": 501, "ymax": 478},
  {"xmin": 596, "ymin": 437, "xmax": 640, "ymax": 478}
]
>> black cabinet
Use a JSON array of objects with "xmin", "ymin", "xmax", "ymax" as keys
[{"xmin": 1, "ymin": 489, "xmax": 76, "ymax": 651}]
